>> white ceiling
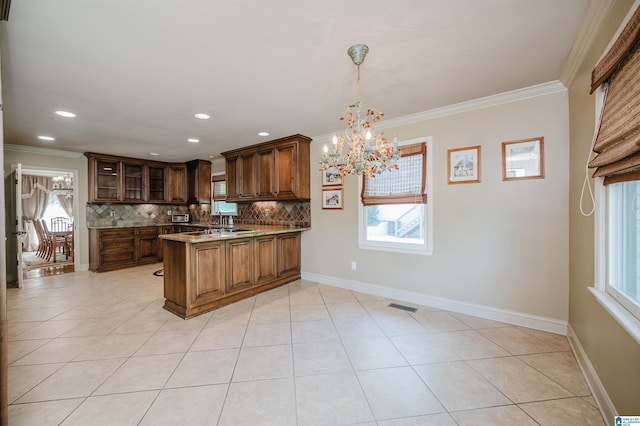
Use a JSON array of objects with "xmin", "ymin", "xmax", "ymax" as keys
[{"xmin": 0, "ymin": 0, "xmax": 590, "ymax": 162}]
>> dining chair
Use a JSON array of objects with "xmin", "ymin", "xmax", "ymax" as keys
[{"xmin": 50, "ymin": 217, "xmax": 71, "ymax": 232}]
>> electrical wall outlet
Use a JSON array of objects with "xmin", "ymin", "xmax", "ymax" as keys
[
  {"xmin": 351, "ymin": 261, "xmax": 357, "ymax": 271},
  {"xmin": 167, "ymin": 210, "xmax": 172, "ymax": 215}
]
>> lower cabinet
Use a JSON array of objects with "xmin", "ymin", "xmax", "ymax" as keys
[
  {"xmin": 226, "ymin": 238, "xmax": 254, "ymax": 293},
  {"xmin": 254, "ymin": 235, "xmax": 277, "ymax": 285},
  {"xmin": 190, "ymin": 241, "xmax": 226, "ymax": 309},
  {"xmin": 277, "ymin": 233, "xmax": 301, "ymax": 278},
  {"xmin": 163, "ymin": 231, "xmax": 302, "ymax": 318},
  {"xmin": 89, "ymin": 226, "xmax": 162, "ymax": 272}
]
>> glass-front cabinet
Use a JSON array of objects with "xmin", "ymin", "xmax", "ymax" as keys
[
  {"xmin": 123, "ymin": 162, "xmax": 144, "ymax": 202},
  {"xmin": 87, "ymin": 153, "xmax": 171, "ymax": 203},
  {"xmin": 148, "ymin": 165, "xmax": 166, "ymax": 202},
  {"xmin": 95, "ymin": 159, "xmax": 120, "ymax": 201}
]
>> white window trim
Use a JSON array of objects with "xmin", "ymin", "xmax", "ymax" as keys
[
  {"xmin": 357, "ymin": 136, "xmax": 433, "ymax": 256},
  {"xmin": 592, "ymin": 178, "xmax": 640, "ymax": 345}
]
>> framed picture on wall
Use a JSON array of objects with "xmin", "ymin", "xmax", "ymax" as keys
[
  {"xmin": 322, "ymin": 167, "xmax": 342, "ymax": 186},
  {"xmin": 502, "ymin": 137, "xmax": 545, "ymax": 181},
  {"xmin": 447, "ymin": 145, "xmax": 481, "ymax": 184},
  {"xmin": 322, "ymin": 188, "xmax": 343, "ymax": 209}
]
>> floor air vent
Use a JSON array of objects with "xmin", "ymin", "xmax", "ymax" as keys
[{"xmin": 388, "ymin": 303, "xmax": 417, "ymax": 313}]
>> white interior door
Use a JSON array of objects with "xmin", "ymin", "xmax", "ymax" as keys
[{"xmin": 6, "ymin": 163, "xmax": 24, "ymax": 288}]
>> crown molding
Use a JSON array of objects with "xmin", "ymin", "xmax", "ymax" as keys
[
  {"xmin": 4, "ymin": 143, "xmax": 84, "ymax": 159},
  {"xmin": 312, "ymin": 80, "xmax": 567, "ymax": 144},
  {"xmin": 561, "ymin": 0, "xmax": 616, "ymax": 86}
]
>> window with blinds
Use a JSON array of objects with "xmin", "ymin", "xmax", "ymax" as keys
[
  {"xmin": 589, "ymin": 5, "xmax": 640, "ymax": 183},
  {"xmin": 361, "ymin": 142, "xmax": 427, "ymax": 205},
  {"xmin": 358, "ymin": 138, "xmax": 432, "ymax": 255},
  {"xmin": 212, "ymin": 175, "xmax": 226, "ymax": 200}
]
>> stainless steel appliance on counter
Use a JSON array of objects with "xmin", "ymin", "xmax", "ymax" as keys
[{"xmin": 171, "ymin": 214, "xmax": 190, "ymax": 223}]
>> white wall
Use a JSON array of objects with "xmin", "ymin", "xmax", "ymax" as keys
[{"xmin": 302, "ymin": 87, "xmax": 570, "ymax": 332}]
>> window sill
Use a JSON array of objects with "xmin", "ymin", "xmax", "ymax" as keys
[
  {"xmin": 589, "ymin": 287, "xmax": 640, "ymax": 345},
  {"xmin": 358, "ymin": 242, "xmax": 432, "ymax": 256}
]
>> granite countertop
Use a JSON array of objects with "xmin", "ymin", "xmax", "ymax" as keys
[{"xmin": 159, "ymin": 224, "xmax": 310, "ymax": 243}]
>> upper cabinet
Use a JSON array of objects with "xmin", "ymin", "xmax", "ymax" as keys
[
  {"xmin": 186, "ymin": 159, "xmax": 212, "ymax": 204},
  {"xmin": 222, "ymin": 134, "xmax": 311, "ymax": 202},
  {"xmin": 166, "ymin": 163, "xmax": 188, "ymax": 204},
  {"xmin": 86, "ymin": 153, "xmax": 199, "ymax": 204}
]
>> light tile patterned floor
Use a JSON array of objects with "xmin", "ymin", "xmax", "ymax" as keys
[{"xmin": 6, "ymin": 264, "xmax": 604, "ymax": 425}]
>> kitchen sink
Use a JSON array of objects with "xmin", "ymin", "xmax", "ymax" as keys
[{"xmin": 186, "ymin": 228, "xmax": 252, "ymax": 236}]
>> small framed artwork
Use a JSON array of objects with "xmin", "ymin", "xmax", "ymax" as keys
[
  {"xmin": 322, "ymin": 167, "xmax": 342, "ymax": 186},
  {"xmin": 502, "ymin": 137, "xmax": 544, "ymax": 181},
  {"xmin": 322, "ymin": 188, "xmax": 343, "ymax": 209},
  {"xmin": 448, "ymin": 145, "xmax": 481, "ymax": 184}
]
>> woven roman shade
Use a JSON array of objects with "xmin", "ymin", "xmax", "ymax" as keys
[
  {"xmin": 212, "ymin": 175, "xmax": 226, "ymax": 200},
  {"xmin": 589, "ymin": 5, "xmax": 640, "ymax": 181},
  {"xmin": 361, "ymin": 142, "xmax": 427, "ymax": 206}
]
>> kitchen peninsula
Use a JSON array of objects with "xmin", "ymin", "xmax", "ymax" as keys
[{"xmin": 160, "ymin": 224, "xmax": 308, "ymax": 319}]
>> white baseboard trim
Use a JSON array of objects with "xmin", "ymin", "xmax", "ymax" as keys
[
  {"xmin": 76, "ymin": 263, "xmax": 90, "ymax": 272},
  {"xmin": 567, "ymin": 324, "xmax": 616, "ymax": 422},
  {"xmin": 301, "ymin": 271, "xmax": 568, "ymax": 335}
]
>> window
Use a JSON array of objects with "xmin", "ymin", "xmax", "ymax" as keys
[
  {"xmin": 605, "ymin": 181, "xmax": 640, "ymax": 320},
  {"xmin": 358, "ymin": 137, "xmax": 433, "ymax": 255}
]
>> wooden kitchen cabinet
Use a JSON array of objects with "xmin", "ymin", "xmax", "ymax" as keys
[
  {"xmin": 137, "ymin": 226, "xmax": 161, "ymax": 263},
  {"xmin": 167, "ymin": 163, "xmax": 188, "ymax": 204},
  {"xmin": 254, "ymin": 235, "xmax": 277, "ymax": 285},
  {"xmin": 162, "ymin": 229, "xmax": 303, "ymax": 318},
  {"xmin": 277, "ymin": 232, "xmax": 301, "ymax": 278},
  {"xmin": 222, "ymin": 134, "xmax": 311, "ymax": 202},
  {"xmin": 186, "ymin": 159, "xmax": 212, "ymax": 204},
  {"xmin": 147, "ymin": 164, "xmax": 167, "ymax": 203},
  {"xmin": 87, "ymin": 153, "xmax": 201, "ymax": 204},
  {"xmin": 89, "ymin": 228, "xmax": 136, "ymax": 272},
  {"xmin": 89, "ymin": 226, "xmax": 164, "ymax": 272},
  {"xmin": 122, "ymin": 161, "xmax": 144, "ymax": 202},
  {"xmin": 226, "ymin": 238, "xmax": 254, "ymax": 293}
]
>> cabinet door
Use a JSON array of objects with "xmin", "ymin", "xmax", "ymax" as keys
[
  {"xmin": 226, "ymin": 238, "xmax": 254, "ymax": 293},
  {"xmin": 137, "ymin": 227, "xmax": 160, "ymax": 263},
  {"xmin": 148, "ymin": 165, "xmax": 166, "ymax": 202},
  {"xmin": 123, "ymin": 162, "xmax": 144, "ymax": 202},
  {"xmin": 274, "ymin": 143, "xmax": 297, "ymax": 199},
  {"xmin": 167, "ymin": 164, "xmax": 187, "ymax": 203},
  {"xmin": 186, "ymin": 159, "xmax": 212, "ymax": 204},
  {"xmin": 254, "ymin": 235, "xmax": 276, "ymax": 285},
  {"xmin": 256, "ymin": 148, "xmax": 275, "ymax": 198},
  {"xmin": 225, "ymin": 157, "xmax": 240, "ymax": 200},
  {"xmin": 95, "ymin": 228, "xmax": 136, "ymax": 271},
  {"xmin": 158, "ymin": 226, "xmax": 175, "ymax": 260},
  {"xmin": 240, "ymin": 153, "xmax": 257, "ymax": 198},
  {"xmin": 94, "ymin": 159, "xmax": 121, "ymax": 201},
  {"xmin": 277, "ymin": 233, "xmax": 301, "ymax": 278},
  {"xmin": 190, "ymin": 241, "xmax": 226, "ymax": 308}
]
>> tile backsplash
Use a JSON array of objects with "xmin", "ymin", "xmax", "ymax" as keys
[{"xmin": 86, "ymin": 201, "xmax": 310, "ymax": 228}]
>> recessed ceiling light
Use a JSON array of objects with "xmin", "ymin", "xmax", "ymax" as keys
[
  {"xmin": 258, "ymin": 131, "xmax": 270, "ymax": 137},
  {"xmin": 194, "ymin": 113, "xmax": 210, "ymax": 120},
  {"xmin": 149, "ymin": 152, "xmax": 160, "ymax": 156},
  {"xmin": 38, "ymin": 135, "xmax": 55, "ymax": 141},
  {"xmin": 55, "ymin": 110, "xmax": 76, "ymax": 118},
  {"xmin": 188, "ymin": 138, "xmax": 200, "ymax": 143}
]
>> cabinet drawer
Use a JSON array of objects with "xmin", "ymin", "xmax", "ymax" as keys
[
  {"xmin": 99, "ymin": 228, "xmax": 135, "ymax": 239},
  {"xmin": 100, "ymin": 237, "xmax": 135, "ymax": 253},
  {"xmin": 100, "ymin": 251, "xmax": 136, "ymax": 265},
  {"xmin": 137, "ymin": 227, "xmax": 160, "ymax": 237}
]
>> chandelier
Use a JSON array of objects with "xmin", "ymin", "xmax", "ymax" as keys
[
  {"xmin": 320, "ymin": 44, "xmax": 400, "ymax": 177},
  {"xmin": 52, "ymin": 174, "xmax": 73, "ymax": 198}
]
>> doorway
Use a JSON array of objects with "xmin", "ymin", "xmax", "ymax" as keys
[{"xmin": 19, "ymin": 167, "xmax": 78, "ymax": 280}]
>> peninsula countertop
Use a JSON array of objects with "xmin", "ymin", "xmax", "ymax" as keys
[{"xmin": 158, "ymin": 224, "xmax": 310, "ymax": 243}]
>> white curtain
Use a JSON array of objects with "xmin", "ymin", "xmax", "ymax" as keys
[
  {"xmin": 21, "ymin": 176, "xmax": 52, "ymax": 251},
  {"xmin": 56, "ymin": 194, "xmax": 73, "ymax": 219}
]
